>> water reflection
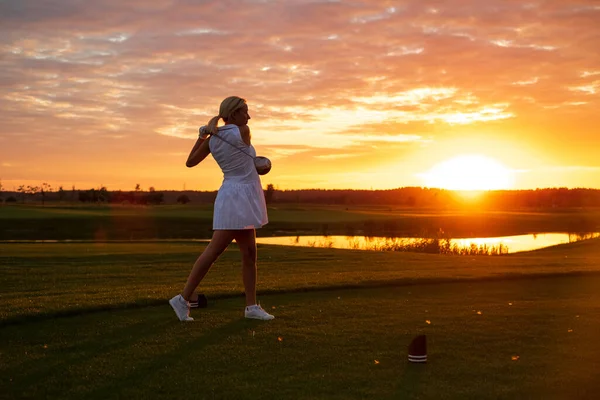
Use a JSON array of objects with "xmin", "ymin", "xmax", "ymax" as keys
[
  {"xmin": 3, "ymin": 233, "xmax": 598, "ymax": 254},
  {"xmin": 256, "ymin": 232, "xmax": 600, "ymax": 254}
]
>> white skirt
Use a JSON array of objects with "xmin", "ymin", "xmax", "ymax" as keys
[{"xmin": 213, "ymin": 181, "xmax": 268, "ymax": 230}]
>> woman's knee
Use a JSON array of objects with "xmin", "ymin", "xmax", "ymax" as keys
[
  {"xmin": 241, "ymin": 247, "xmax": 257, "ymax": 263},
  {"xmin": 239, "ymin": 242, "xmax": 257, "ymax": 263},
  {"xmin": 205, "ymin": 231, "xmax": 234, "ymax": 258},
  {"xmin": 204, "ymin": 245, "xmax": 226, "ymax": 261}
]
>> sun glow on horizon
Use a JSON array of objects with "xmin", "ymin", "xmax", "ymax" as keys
[
  {"xmin": 2, "ymin": 1, "xmax": 600, "ymax": 191},
  {"xmin": 422, "ymin": 155, "xmax": 514, "ymax": 191}
]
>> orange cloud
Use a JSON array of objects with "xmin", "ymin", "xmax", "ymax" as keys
[{"xmin": 1, "ymin": 0, "xmax": 599, "ymax": 190}]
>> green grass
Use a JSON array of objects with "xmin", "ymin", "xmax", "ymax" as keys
[
  {"xmin": 2, "ymin": 239, "xmax": 600, "ymax": 324},
  {"xmin": 2, "ymin": 240, "xmax": 600, "ymax": 398},
  {"xmin": 2, "ymin": 204, "xmax": 600, "ymax": 240},
  {"xmin": 0, "ymin": 204, "xmax": 371, "ymax": 221},
  {"xmin": 1, "ymin": 277, "xmax": 600, "ymax": 399}
]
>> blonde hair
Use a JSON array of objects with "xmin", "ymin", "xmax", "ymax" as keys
[{"xmin": 206, "ymin": 96, "xmax": 246, "ymax": 135}]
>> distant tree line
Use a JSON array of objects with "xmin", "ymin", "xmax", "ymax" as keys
[
  {"xmin": 78, "ymin": 186, "xmax": 166, "ymax": 205},
  {"xmin": 266, "ymin": 187, "xmax": 600, "ymax": 209},
  {"xmin": 2, "ymin": 184, "xmax": 166, "ymax": 205},
  {"xmin": 2, "ymin": 184, "xmax": 600, "ymax": 209}
]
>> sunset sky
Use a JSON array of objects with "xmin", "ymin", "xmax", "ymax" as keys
[{"xmin": 1, "ymin": 0, "xmax": 599, "ymax": 192}]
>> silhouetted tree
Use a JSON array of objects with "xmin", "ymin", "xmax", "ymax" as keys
[
  {"xmin": 177, "ymin": 194, "xmax": 190, "ymax": 204},
  {"xmin": 146, "ymin": 191, "xmax": 164, "ymax": 205},
  {"xmin": 78, "ymin": 191, "xmax": 90, "ymax": 203},
  {"xmin": 40, "ymin": 182, "xmax": 52, "ymax": 206},
  {"xmin": 97, "ymin": 186, "xmax": 109, "ymax": 202},
  {"xmin": 58, "ymin": 186, "xmax": 65, "ymax": 202},
  {"xmin": 264, "ymin": 183, "xmax": 276, "ymax": 204},
  {"xmin": 77, "ymin": 188, "xmax": 108, "ymax": 203},
  {"xmin": 17, "ymin": 185, "xmax": 26, "ymax": 203},
  {"xmin": 26, "ymin": 185, "xmax": 39, "ymax": 203}
]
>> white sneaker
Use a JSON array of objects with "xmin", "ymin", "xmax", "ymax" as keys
[
  {"xmin": 169, "ymin": 294, "xmax": 194, "ymax": 322},
  {"xmin": 245, "ymin": 304, "xmax": 274, "ymax": 320}
]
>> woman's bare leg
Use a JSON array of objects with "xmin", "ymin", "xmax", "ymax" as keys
[
  {"xmin": 233, "ymin": 229, "xmax": 257, "ymax": 306},
  {"xmin": 181, "ymin": 230, "xmax": 236, "ymax": 301}
]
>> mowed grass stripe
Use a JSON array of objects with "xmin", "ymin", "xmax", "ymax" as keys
[{"xmin": 1, "ymin": 239, "xmax": 600, "ymax": 325}]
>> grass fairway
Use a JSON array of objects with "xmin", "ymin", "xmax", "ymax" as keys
[
  {"xmin": 2, "ymin": 204, "xmax": 600, "ymax": 240},
  {"xmin": 1, "ymin": 240, "xmax": 600, "ymax": 398}
]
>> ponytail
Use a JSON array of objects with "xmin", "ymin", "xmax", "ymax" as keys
[
  {"xmin": 207, "ymin": 96, "xmax": 246, "ymax": 135},
  {"xmin": 206, "ymin": 115, "xmax": 221, "ymax": 135}
]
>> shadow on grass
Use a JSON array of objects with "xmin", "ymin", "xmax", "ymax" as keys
[
  {"xmin": 81, "ymin": 317, "xmax": 253, "ymax": 399},
  {"xmin": 4, "ymin": 311, "xmax": 254, "ymax": 399},
  {"xmin": 6, "ymin": 317, "xmax": 173, "ymax": 394}
]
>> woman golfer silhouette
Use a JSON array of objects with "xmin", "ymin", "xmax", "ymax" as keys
[{"xmin": 169, "ymin": 96, "xmax": 274, "ymax": 321}]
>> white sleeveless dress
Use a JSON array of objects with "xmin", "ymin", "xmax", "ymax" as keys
[{"xmin": 209, "ymin": 124, "xmax": 269, "ymax": 230}]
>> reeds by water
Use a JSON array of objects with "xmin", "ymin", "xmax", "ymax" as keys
[{"xmin": 306, "ymin": 231, "xmax": 509, "ymax": 255}]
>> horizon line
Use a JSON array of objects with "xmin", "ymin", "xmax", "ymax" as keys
[{"xmin": 3, "ymin": 186, "xmax": 600, "ymax": 193}]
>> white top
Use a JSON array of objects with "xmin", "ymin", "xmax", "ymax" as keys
[{"xmin": 208, "ymin": 124, "xmax": 268, "ymax": 230}]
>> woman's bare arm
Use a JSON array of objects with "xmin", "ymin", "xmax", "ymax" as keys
[
  {"xmin": 239, "ymin": 124, "xmax": 251, "ymax": 146},
  {"xmin": 186, "ymin": 136, "xmax": 211, "ymax": 168},
  {"xmin": 186, "ymin": 124, "xmax": 249, "ymax": 167}
]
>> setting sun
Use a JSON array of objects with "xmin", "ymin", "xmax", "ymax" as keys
[{"xmin": 422, "ymin": 155, "xmax": 514, "ymax": 191}]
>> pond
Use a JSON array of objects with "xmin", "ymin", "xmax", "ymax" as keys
[
  {"xmin": 256, "ymin": 232, "xmax": 600, "ymax": 254},
  {"xmin": 3, "ymin": 232, "xmax": 598, "ymax": 255}
]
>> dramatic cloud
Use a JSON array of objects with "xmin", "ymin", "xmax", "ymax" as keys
[{"xmin": 1, "ymin": 0, "xmax": 599, "ymax": 190}]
